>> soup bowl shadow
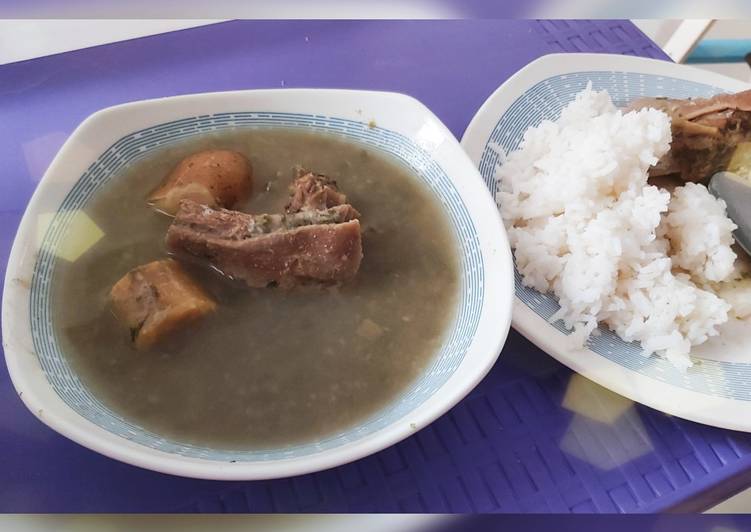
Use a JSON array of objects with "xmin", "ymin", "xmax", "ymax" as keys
[{"xmin": 2, "ymin": 89, "xmax": 514, "ymax": 479}]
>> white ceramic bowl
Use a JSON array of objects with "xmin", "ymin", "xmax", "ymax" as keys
[
  {"xmin": 2, "ymin": 89, "xmax": 514, "ymax": 479},
  {"xmin": 462, "ymin": 53, "xmax": 751, "ymax": 432}
]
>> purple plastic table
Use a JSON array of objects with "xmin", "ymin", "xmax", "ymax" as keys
[{"xmin": 2, "ymin": 20, "xmax": 751, "ymax": 513}]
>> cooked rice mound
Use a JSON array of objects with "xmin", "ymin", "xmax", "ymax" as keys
[
  {"xmin": 497, "ymin": 85, "xmax": 738, "ymax": 370},
  {"xmin": 661, "ymin": 182, "xmax": 737, "ymax": 283}
]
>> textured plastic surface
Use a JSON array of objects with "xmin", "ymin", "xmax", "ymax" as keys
[{"xmin": 2, "ymin": 20, "xmax": 751, "ymax": 513}]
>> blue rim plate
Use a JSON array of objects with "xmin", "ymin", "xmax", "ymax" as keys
[{"xmin": 462, "ymin": 53, "xmax": 751, "ymax": 432}]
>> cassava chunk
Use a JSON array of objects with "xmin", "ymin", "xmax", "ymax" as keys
[{"xmin": 110, "ymin": 259, "xmax": 216, "ymax": 349}]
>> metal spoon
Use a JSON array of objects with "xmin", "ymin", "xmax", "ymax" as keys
[{"xmin": 708, "ymin": 171, "xmax": 751, "ymax": 257}]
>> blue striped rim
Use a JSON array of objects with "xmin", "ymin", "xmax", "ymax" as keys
[
  {"xmin": 30, "ymin": 112, "xmax": 484, "ymax": 461},
  {"xmin": 479, "ymin": 71, "xmax": 751, "ymax": 400}
]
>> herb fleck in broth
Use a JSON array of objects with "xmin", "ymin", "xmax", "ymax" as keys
[{"xmin": 52, "ymin": 128, "xmax": 460, "ymax": 449}]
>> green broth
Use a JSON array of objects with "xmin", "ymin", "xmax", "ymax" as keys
[{"xmin": 51, "ymin": 128, "xmax": 460, "ymax": 449}]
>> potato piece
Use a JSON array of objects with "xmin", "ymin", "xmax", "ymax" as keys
[
  {"xmin": 148, "ymin": 150, "xmax": 253, "ymax": 215},
  {"xmin": 728, "ymin": 142, "xmax": 751, "ymax": 182},
  {"xmin": 110, "ymin": 259, "xmax": 216, "ymax": 350}
]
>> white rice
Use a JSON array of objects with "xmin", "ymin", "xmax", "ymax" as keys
[
  {"xmin": 661, "ymin": 182, "xmax": 737, "ymax": 283},
  {"xmin": 498, "ymin": 85, "xmax": 739, "ymax": 370}
]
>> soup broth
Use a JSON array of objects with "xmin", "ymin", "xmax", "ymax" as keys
[{"xmin": 51, "ymin": 128, "xmax": 460, "ymax": 449}]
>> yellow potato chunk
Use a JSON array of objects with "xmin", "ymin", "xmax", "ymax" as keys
[{"xmin": 148, "ymin": 150, "xmax": 253, "ymax": 215}]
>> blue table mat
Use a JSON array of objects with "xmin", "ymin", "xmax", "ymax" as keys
[{"xmin": 1, "ymin": 19, "xmax": 750, "ymax": 513}]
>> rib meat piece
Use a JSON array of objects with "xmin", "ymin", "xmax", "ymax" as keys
[
  {"xmin": 628, "ymin": 89, "xmax": 751, "ymax": 183},
  {"xmin": 166, "ymin": 199, "xmax": 363, "ymax": 288},
  {"xmin": 286, "ymin": 171, "xmax": 347, "ymax": 213},
  {"xmin": 109, "ymin": 259, "xmax": 217, "ymax": 350}
]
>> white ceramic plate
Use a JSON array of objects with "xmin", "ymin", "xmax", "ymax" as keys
[
  {"xmin": 3, "ymin": 89, "xmax": 514, "ymax": 479},
  {"xmin": 462, "ymin": 53, "xmax": 751, "ymax": 432}
]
